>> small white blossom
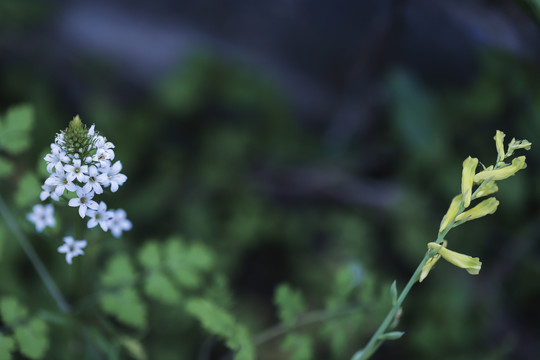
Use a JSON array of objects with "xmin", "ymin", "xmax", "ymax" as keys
[
  {"xmin": 109, "ymin": 209, "xmax": 132, "ymax": 238},
  {"xmin": 45, "ymin": 169, "xmax": 77, "ymax": 197},
  {"xmin": 44, "ymin": 144, "xmax": 69, "ymax": 173},
  {"xmin": 104, "ymin": 161, "xmax": 127, "ymax": 192},
  {"xmin": 68, "ymin": 188, "xmax": 98, "ymax": 218},
  {"xmin": 27, "ymin": 204, "xmax": 55, "ymax": 232},
  {"xmin": 57, "ymin": 236, "xmax": 87, "ymax": 264},
  {"xmin": 64, "ymin": 159, "xmax": 89, "ymax": 183},
  {"xmin": 82, "ymin": 166, "xmax": 107, "ymax": 195},
  {"xmin": 40, "ymin": 184, "xmax": 60, "ymax": 201},
  {"xmin": 87, "ymin": 201, "xmax": 113, "ymax": 231}
]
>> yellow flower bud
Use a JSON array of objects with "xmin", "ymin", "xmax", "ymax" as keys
[
  {"xmin": 474, "ymin": 156, "xmax": 527, "ymax": 183},
  {"xmin": 439, "ymin": 195, "xmax": 462, "ymax": 233},
  {"xmin": 494, "ymin": 130, "xmax": 506, "ymax": 162},
  {"xmin": 455, "ymin": 197, "xmax": 499, "ymax": 223},
  {"xmin": 461, "ymin": 156, "xmax": 478, "ymax": 208},
  {"xmin": 475, "ymin": 181, "xmax": 498, "ymax": 198},
  {"xmin": 427, "ymin": 242, "xmax": 482, "ymax": 275}
]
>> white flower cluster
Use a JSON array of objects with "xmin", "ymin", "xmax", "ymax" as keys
[{"xmin": 40, "ymin": 119, "xmax": 132, "ymax": 238}]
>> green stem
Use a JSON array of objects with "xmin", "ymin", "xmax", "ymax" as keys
[
  {"xmin": 0, "ymin": 195, "xmax": 70, "ymax": 313},
  {"xmin": 350, "ymin": 252, "xmax": 430, "ymax": 360}
]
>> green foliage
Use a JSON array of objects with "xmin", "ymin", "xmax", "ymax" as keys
[
  {"xmin": 281, "ymin": 333, "xmax": 313, "ymax": 360},
  {"xmin": 15, "ymin": 172, "xmax": 41, "ymax": 208},
  {"xmin": 0, "ymin": 104, "xmax": 34, "ymax": 180},
  {"xmin": 274, "ymin": 284, "xmax": 306, "ymax": 327},
  {"xmin": 99, "ymin": 255, "xmax": 146, "ymax": 329},
  {"xmin": 0, "ymin": 104, "xmax": 34, "ymax": 155},
  {"xmin": 186, "ymin": 298, "xmax": 255, "ymax": 360},
  {"xmin": 0, "ymin": 297, "xmax": 49, "ymax": 359},
  {"xmin": 137, "ymin": 238, "xmax": 213, "ymax": 304},
  {"xmin": 14, "ymin": 318, "xmax": 49, "ymax": 359},
  {"xmin": 162, "ymin": 237, "xmax": 214, "ymax": 288},
  {"xmin": 0, "ymin": 335, "xmax": 15, "ymax": 360}
]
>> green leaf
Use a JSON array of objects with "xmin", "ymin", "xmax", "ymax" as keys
[
  {"xmin": 186, "ymin": 298, "xmax": 236, "ymax": 338},
  {"xmin": 0, "ymin": 104, "xmax": 34, "ymax": 154},
  {"xmin": 0, "ymin": 335, "xmax": 15, "ymax": 360},
  {"xmin": 14, "ymin": 318, "xmax": 49, "ymax": 359},
  {"xmin": 0, "ymin": 157, "xmax": 13, "ymax": 178},
  {"xmin": 164, "ymin": 237, "xmax": 214, "ymax": 288},
  {"xmin": 274, "ymin": 284, "xmax": 306, "ymax": 327},
  {"xmin": 100, "ymin": 287, "xmax": 147, "ymax": 329},
  {"xmin": 390, "ymin": 281, "xmax": 398, "ymax": 306},
  {"xmin": 232, "ymin": 326, "xmax": 255, "ymax": 360},
  {"xmin": 143, "ymin": 272, "xmax": 182, "ymax": 305},
  {"xmin": 186, "ymin": 298, "xmax": 255, "ymax": 360},
  {"xmin": 119, "ymin": 336, "xmax": 147, "ymax": 360},
  {"xmin": 137, "ymin": 241, "xmax": 161, "ymax": 269},
  {"xmin": 281, "ymin": 333, "xmax": 313, "ymax": 360},
  {"xmin": 14, "ymin": 173, "xmax": 41, "ymax": 208},
  {"xmin": 0, "ymin": 297, "xmax": 28, "ymax": 325},
  {"xmin": 101, "ymin": 254, "xmax": 137, "ymax": 287},
  {"xmin": 378, "ymin": 331, "xmax": 405, "ymax": 341}
]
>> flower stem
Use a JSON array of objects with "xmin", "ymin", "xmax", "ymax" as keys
[{"xmin": 0, "ymin": 195, "xmax": 70, "ymax": 313}]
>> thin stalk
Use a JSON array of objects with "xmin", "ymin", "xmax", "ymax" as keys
[
  {"xmin": 352, "ymin": 173, "xmax": 497, "ymax": 360},
  {"xmin": 0, "ymin": 195, "xmax": 70, "ymax": 313}
]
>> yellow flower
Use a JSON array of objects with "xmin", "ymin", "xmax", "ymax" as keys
[
  {"xmin": 427, "ymin": 242, "xmax": 482, "ymax": 275},
  {"xmin": 473, "ymin": 156, "xmax": 527, "ymax": 183},
  {"xmin": 455, "ymin": 197, "xmax": 499, "ymax": 223},
  {"xmin": 439, "ymin": 195, "xmax": 462, "ymax": 233},
  {"xmin": 475, "ymin": 181, "xmax": 498, "ymax": 198},
  {"xmin": 419, "ymin": 252, "xmax": 441, "ymax": 283},
  {"xmin": 494, "ymin": 130, "xmax": 506, "ymax": 162},
  {"xmin": 461, "ymin": 156, "xmax": 478, "ymax": 208},
  {"xmin": 506, "ymin": 138, "xmax": 532, "ymax": 158}
]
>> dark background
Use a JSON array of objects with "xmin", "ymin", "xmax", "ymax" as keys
[{"xmin": 1, "ymin": 0, "xmax": 540, "ymax": 359}]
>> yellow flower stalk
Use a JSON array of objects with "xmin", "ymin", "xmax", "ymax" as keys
[
  {"xmin": 474, "ymin": 156, "xmax": 527, "ymax": 183},
  {"xmin": 454, "ymin": 197, "xmax": 499, "ymax": 223},
  {"xmin": 494, "ymin": 130, "xmax": 506, "ymax": 162},
  {"xmin": 439, "ymin": 195, "xmax": 462, "ymax": 233},
  {"xmin": 427, "ymin": 242, "xmax": 482, "ymax": 275},
  {"xmin": 461, "ymin": 156, "xmax": 478, "ymax": 208},
  {"xmin": 475, "ymin": 181, "xmax": 498, "ymax": 198}
]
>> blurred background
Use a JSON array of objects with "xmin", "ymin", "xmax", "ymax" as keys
[{"xmin": 1, "ymin": 0, "xmax": 540, "ymax": 359}]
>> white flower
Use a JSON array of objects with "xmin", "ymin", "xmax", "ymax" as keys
[
  {"xmin": 68, "ymin": 188, "xmax": 98, "ymax": 218},
  {"xmin": 82, "ymin": 166, "xmax": 108, "ymax": 194},
  {"xmin": 109, "ymin": 209, "xmax": 132, "ymax": 238},
  {"xmin": 57, "ymin": 236, "xmax": 87, "ymax": 264},
  {"xmin": 45, "ymin": 169, "xmax": 77, "ymax": 196},
  {"xmin": 44, "ymin": 144, "xmax": 69, "ymax": 173},
  {"xmin": 87, "ymin": 201, "xmax": 113, "ymax": 231},
  {"xmin": 63, "ymin": 159, "xmax": 89, "ymax": 183},
  {"xmin": 103, "ymin": 161, "xmax": 127, "ymax": 192},
  {"xmin": 27, "ymin": 204, "xmax": 55, "ymax": 232},
  {"xmin": 88, "ymin": 124, "xmax": 95, "ymax": 136},
  {"xmin": 55, "ymin": 133, "xmax": 65, "ymax": 146},
  {"xmin": 40, "ymin": 184, "xmax": 60, "ymax": 201}
]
